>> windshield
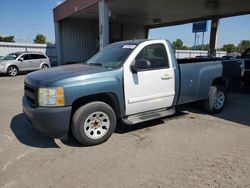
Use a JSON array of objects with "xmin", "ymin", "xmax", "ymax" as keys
[
  {"xmin": 3, "ymin": 53, "xmax": 19, "ymax": 60},
  {"xmin": 86, "ymin": 42, "xmax": 137, "ymax": 68}
]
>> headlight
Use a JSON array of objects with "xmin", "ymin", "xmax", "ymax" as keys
[{"xmin": 38, "ymin": 87, "xmax": 65, "ymax": 107}]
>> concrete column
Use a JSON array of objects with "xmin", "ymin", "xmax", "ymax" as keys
[
  {"xmin": 209, "ymin": 18, "xmax": 219, "ymax": 57},
  {"xmin": 99, "ymin": 0, "xmax": 109, "ymax": 50},
  {"xmin": 54, "ymin": 21, "xmax": 62, "ymax": 65}
]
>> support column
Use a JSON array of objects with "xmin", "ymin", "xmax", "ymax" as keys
[
  {"xmin": 209, "ymin": 18, "xmax": 219, "ymax": 57},
  {"xmin": 99, "ymin": 0, "xmax": 109, "ymax": 50},
  {"xmin": 54, "ymin": 21, "xmax": 62, "ymax": 65}
]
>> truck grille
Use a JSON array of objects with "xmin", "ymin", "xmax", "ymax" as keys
[{"xmin": 24, "ymin": 84, "xmax": 37, "ymax": 106}]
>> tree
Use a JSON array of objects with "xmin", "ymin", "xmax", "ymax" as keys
[
  {"xmin": 220, "ymin": 44, "xmax": 236, "ymax": 53},
  {"xmin": 172, "ymin": 39, "xmax": 183, "ymax": 50},
  {"xmin": 0, "ymin": 35, "xmax": 15, "ymax": 42},
  {"xmin": 34, "ymin": 34, "xmax": 47, "ymax": 44},
  {"xmin": 238, "ymin": 40, "xmax": 250, "ymax": 53}
]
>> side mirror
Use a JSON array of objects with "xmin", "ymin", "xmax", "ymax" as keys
[
  {"xmin": 131, "ymin": 59, "xmax": 151, "ymax": 73},
  {"xmin": 19, "ymin": 57, "xmax": 24, "ymax": 62}
]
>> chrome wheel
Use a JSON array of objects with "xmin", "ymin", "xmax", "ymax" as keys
[
  {"xmin": 83, "ymin": 111, "xmax": 110, "ymax": 140},
  {"xmin": 8, "ymin": 67, "xmax": 18, "ymax": 76},
  {"xmin": 213, "ymin": 91, "xmax": 225, "ymax": 110}
]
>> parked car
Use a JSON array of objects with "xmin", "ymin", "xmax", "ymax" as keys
[
  {"xmin": 222, "ymin": 52, "xmax": 241, "ymax": 59},
  {"xmin": 240, "ymin": 48, "xmax": 250, "ymax": 85},
  {"xmin": 23, "ymin": 39, "xmax": 244, "ymax": 146},
  {"xmin": 0, "ymin": 52, "xmax": 51, "ymax": 76}
]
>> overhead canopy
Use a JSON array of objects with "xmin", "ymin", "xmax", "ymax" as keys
[
  {"xmin": 53, "ymin": 0, "xmax": 250, "ymax": 64},
  {"xmin": 54, "ymin": 0, "xmax": 250, "ymax": 27}
]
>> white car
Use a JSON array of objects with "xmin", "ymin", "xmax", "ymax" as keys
[{"xmin": 0, "ymin": 52, "xmax": 51, "ymax": 76}]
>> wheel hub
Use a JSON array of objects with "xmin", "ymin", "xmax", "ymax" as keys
[
  {"xmin": 84, "ymin": 111, "xmax": 110, "ymax": 140},
  {"xmin": 214, "ymin": 91, "xmax": 225, "ymax": 110}
]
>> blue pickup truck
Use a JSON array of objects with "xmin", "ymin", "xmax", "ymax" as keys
[{"xmin": 23, "ymin": 39, "xmax": 244, "ymax": 146}]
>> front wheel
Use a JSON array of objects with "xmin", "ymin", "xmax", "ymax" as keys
[
  {"xmin": 7, "ymin": 66, "xmax": 18, "ymax": 76},
  {"xmin": 203, "ymin": 86, "xmax": 227, "ymax": 114},
  {"xmin": 72, "ymin": 102, "xmax": 116, "ymax": 146}
]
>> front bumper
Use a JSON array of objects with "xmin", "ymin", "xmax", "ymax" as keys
[
  {"xmin": 0, "ymin": 66, "xmax": 7, "ymax": 73},
  {"xmin": 22, "ymin": 96, "xmax": 72, "ymax": 139}
]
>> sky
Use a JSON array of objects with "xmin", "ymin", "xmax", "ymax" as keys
[
  {"xmin": 0, "ymin": 0, "xmax": 62, "ymax": 43},
  {"xmin": 149, "ymin": 15, "xmax": 250, "ymax": 47},
  {"xmin": 0, "ymin": 0, "xmax": 249, "ymax": 47}
]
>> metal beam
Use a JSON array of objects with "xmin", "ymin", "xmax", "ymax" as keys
[
  {"xmin": 99, "ymin": 0, "xmax": 109, "ymax": 50},
  {"xmin": 209, "ymin": 18, "xmax": 219, "ymax": 57},
  {"xmin": 54, "ymin": 21, "xmax": 62, "ymax": 65}
]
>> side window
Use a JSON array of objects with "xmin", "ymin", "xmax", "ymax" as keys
[
  {"xmin": 38, "ymin": 55, "xmax": 47, "ymax": 59},
  {"xmin": 135, "ymin": 43, "xmax": 169, "ymax": 70},
  {"xmin": 30, "ymin": 54, "xmax": 40, "ymax": 60},
  {"xmin": 32, "ymin": 54, "xmax": 47, "ymax": 59}
]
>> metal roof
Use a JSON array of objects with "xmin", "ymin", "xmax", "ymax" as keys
[{"xmin": 54, "ymin": 0, "xmax": 250, "ymax": 27}]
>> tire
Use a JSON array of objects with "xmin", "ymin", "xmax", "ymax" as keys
[
  {"xmin": 7, "ymin": 66, "xmax": 18, "ymax": 76},
  {"xmin": 203, "ymin": 86, "xmax": 227, "ymax": 114},
  {"xmin": 72, "ymin": 102, "xmax": 116, "ymax": 146},
  {"xmin": 41, "ymin": 64, "xmax": 49, "ymax": 69}
]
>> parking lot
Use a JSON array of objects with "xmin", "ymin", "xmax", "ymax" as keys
[{"xmin": 0, "ymin": 75, "xmax": 250, "ymax": 188}]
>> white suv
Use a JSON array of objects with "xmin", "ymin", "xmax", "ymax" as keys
[{"xmin": 0, "ymin": 52, "xmax": 51, "ymax": 76}]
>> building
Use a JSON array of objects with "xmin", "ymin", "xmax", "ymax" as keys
[{"xmin": 53, "ymin": 0, "xmax": 250, "ymax": 64}]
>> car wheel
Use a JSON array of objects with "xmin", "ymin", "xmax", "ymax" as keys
[
  {"xmin": 203, "ymin": 86, "xmax": 227, "ymax": 114},
  {"xmin": 72, "ymin": 102, "xmax": 116, "ymax": 146},
  {"xmin": 41, "ymin": 64, "xmax": 49, "ymax": 69},
  {"xmin": 7, "ymin": 66, "xmax": 18, "ymax": 76}
]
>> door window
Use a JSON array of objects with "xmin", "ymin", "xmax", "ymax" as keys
[
  {"xmin": 135, "ymin": 43, "xmax": 169, "ymax": 70},
  {"xmin": 21, "ymin": 54, "xmax": 31, "ymax": 60}
]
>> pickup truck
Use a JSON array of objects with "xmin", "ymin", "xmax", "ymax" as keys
[{"xmin": 23, "ymin": 39, "xmax": 244, "ymax": 146}]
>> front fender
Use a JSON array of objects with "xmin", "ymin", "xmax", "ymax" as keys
[{"xmin": 55, "ymin": 69, "xmax": 125, "ymax": 116}]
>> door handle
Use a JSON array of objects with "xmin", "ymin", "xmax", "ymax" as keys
[{"xmin": 161, "ymin": 74, "xmax": 172, "ymax": 80}]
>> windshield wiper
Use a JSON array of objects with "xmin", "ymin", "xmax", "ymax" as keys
[{"xmin": 88, "ymin": 63, "xmax": 104, "ymax": 67}]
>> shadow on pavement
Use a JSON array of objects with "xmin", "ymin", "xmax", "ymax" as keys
[
  {"xmin": 10, "ymin": 113, "xmax": 60, "ymax": 148},
  {"xmin": 178, "ymin": 91, "xmax": 250, "ymax": 127}
]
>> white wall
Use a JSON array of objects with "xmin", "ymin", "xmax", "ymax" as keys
[{"xmin": 0, "ymin": 42, "xmax": 57, "ymax": 65}]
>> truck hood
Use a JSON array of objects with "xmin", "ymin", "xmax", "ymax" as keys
[{"xmin": 25, "ymin": 64, "xmax": 107, "ymax": 86}]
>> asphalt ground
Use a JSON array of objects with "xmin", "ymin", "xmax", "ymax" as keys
[{"xmin": 0, "ymin": 74, "xmax": 250, "ymax": 188}]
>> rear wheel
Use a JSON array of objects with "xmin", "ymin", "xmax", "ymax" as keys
[
  {"xmin": 72, "ymin": 102, "xmax": 116, "ymax": 146},
  {"xmin": 203, "ymin": 86, "xmax": 227, "ymax": 114},
  {"xmin": 41, "ymin": 64, "xmax": 49, "ymax": 69},
  {"xmin": 7, "ymin": 66, "xmax": 18, "ymax": 76}
]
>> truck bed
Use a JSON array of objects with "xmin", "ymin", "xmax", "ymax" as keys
[{"xmin": 176, "ymin": 58, "xmax": 244, "ymax": 105}]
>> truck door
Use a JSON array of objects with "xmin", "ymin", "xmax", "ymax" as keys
[{"xmin": 123, "ymin": 42, "xmax": 175, "ymax": 115}]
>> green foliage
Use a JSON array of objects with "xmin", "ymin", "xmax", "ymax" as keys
[
  {"xmin": 172, "ymin": 39, "xmax": 183, "ymax": 50},
  {"xmin": 220, "ymin": 44, "xmax": 236, "ymax": 53},
  {"xmin": 238, "ymin": 40, "xmax": 250, "ymax": 53},
  {"xmin": 171, "ymin": 38, "xmax": 250, "ymax": 54},
  {"xmin": 0, "ymin": 35, "xmax": 15, "ymax": 42},
  {"xmin": 218, "ymin": 40, "xmax": 250, "ymax": 53},
  {"xmin": 33, "ymin": 34, "xmax": 47, "ymax": 44}
]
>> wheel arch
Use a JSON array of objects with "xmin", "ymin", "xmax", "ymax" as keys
[
  {"xmin": 71, "ymin": 92, "xmax": 122, "ymax": 119},
  {"xmin": 40, "ymin": 63, "xmax": 50, "ymax": 69},
  {"xmin": 7, "ymin": 64, "xmax": 19, "ymax": 75},
  {"xmin": 211, "ymin": 77, "xmax": 229, "ymax": 90}
]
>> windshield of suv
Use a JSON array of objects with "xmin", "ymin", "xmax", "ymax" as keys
[
  {"xmin": 3, "ymin": 53, "xmax": 19, "ymax": 60},
  {"xmin": 86, "ymin": 42, "xmax": 137, "ymax": 68}
]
